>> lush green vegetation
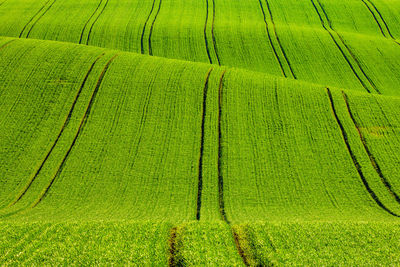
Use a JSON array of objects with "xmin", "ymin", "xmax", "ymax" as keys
[{"xmin": 0, "ymin": 0, "xmax": 400, "ymax": 265}]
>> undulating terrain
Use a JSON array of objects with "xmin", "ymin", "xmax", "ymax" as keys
[{"xmin": 1, "ymin": 0, "xmax": 400, "ymax": 265}]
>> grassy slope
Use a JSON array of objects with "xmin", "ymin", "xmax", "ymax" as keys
[{"xmin": 1, "ymin": 0, "xmax": 400, "ymax": 265}]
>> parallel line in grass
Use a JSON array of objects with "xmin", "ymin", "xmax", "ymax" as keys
[
  {"xmin": 257, "ymin": 0, "xmax": 287, "ymax": 78},
  {"xmin": 31, "ymin": 54, "xmax": 119, "ymax": 208},
  {"xmin": 196, "ymin": 67, "xmax": 213, "ymax": 220},
  {"xmin": 263, "ymin": 0, "xmax": 296, "ymax": 79},
  {"xmin": 0, "ymin": 39, "xmax": 16, "ymax": 51},
  {"xmin": 342, "ymin": 91, "xmax": 400, "ymax": 205},
  {"xmin": 25, "ymin": 0, "xmax": 57, "ymax": 38},
  {"xmin": 217, "ymin": 70, "xmax": 229, "ymax": 223},
  {"xmin": 168, "ymin": 227, "xmax": 178, "ymax": 266},
  {"xmin": 311, "ymin": 0, "xmax": 380, "ymax": 94},
  {"xmin": 141, "ymin": 0, "xmax": 156, "ymax": 54},
  {"xmin": 6, "ymin": 52, "xmax": 106, "ymax": 208},
  {"xmin": 79, "ymin": 0, "xmax": 103, "ymax": 44},
  {"xmin": 149, "ymin": 0, "xmax": 162, "ymax": 56},
  {"xmin": 86, "ymin": 0, "xmax": 109, "ymax": 45},
  {"xmin": 232, "ymin": 229, "xmax": 250, "ymax": 266},
  {"xmin": 203, "ymin": 0, "xmax": 212, "ymax": 64},
  {"xmin": 361, "ymin": 0, "xmax": 400, "ymax": 46},
  {"xmin": 326, "ymin": 88, "xmax": 399, "ymax": 217},
  {"xmin": 0, "ymin": 0, "xmax": 9, "ymax": 8},
  {"xmin": 211, "ymin": 0, "xmax": 221, "ymax": 65},
  {"xmin": 19, "ymin": 0, "xmax": 52, "ymax": 38}
]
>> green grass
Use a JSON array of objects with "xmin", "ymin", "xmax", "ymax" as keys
[{"xmin": 0, "ymin": 0, "xmax": 400, "ymax": 265}]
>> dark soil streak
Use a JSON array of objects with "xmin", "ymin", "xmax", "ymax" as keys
[
  {"xmin": 86, "ymin": 0, "xmax": 109, "ymax": 45},
  {"xmin": 258, "ymin": 0, "xmax": 286, "ymax": 78},
  {"xmin": 8, "ymin": 53, "xmax": 106, "ymax": 208},
  {"xmin": 232, "ymin": 229, "xmax": 250, "ymax": 266},
  {"xmin": 26, "ymin": 0, "xmax": 57, "ymax": 38},
  {"xmin": 204, "ymin": 0, "xmax": 212, "ymax": 64},
  {"xmin": 342, "ymin": 92, "xmax": 400, "ymax": 205},
  {"xmin": 140, "ymin": 0, "xmax": 156, "ymax": 54},
  {"xmin": 168, "ymin": 227, "xmax": 178, "ymax": 267},
  {"xmin": 196, "ymin": 68, "xmax": 213, "ymax": 220},
  {"xmin": 32, "ymin": 54, "xmax": 118, "ymax": 207},
  {"xmin": 79, "ymin": 0, "xmax": 103, "ymax": 44},
  {"xmin": 264, "ymin": 0, "xmax": 296, "ymax": 79},
  {"xmin": 211, "ymin": 0, "xmax": 220, "ymax": 65},
  {"xmin": 19, "ymin": 0, "xmax": 52, "ymax": 38},
  {"xmin": 326, "ymin": 88, "xmax": 399, "ymax": 217},
  {"xmin": 149, "ymin": 0, "xmax": 162, "ymax": 56},
  {"xmin": 218, "ymin": 70, "xmax": 229, "ymax": 223}
]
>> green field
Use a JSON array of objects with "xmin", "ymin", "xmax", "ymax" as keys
[{"xmin": 1, "ymin": 0, "xmax": 400, "ymax": 265}]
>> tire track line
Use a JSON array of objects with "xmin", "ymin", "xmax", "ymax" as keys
[
  {"xmin": 361, "ymin": 0, "xmax": 400, "ymax": 46},
  {"xmin": 79, "ymin": 0, "xmax": 103, "ymax": 44},
  {"xmin": 25, "ymin": 0, "xmax": 57, "ymax": 38},
  {"xmin": 140, "ymin": 0, "xmax": 156, "ymax": 54},
  {"xmin": 6, "ymin": 53, "xmax": 106, "ymax": 208},
  {"xmin": 257, "ymin": 0, "xmax": 286, "ymax": 78},
  {"xmin": 31, "ymin": 54, "xmax": 118, "ymax": 208},
  {"xmin": 217, "ymin": 70, "xmax": 229, "ymax": 223},
  {"xmin": 148, "ymin": 0, "xmax": 162, "ymax": 56},
  {"xmin": 196, "ymin": 67, "xmax": 213, "ymax": 220},
  {"xmin": 211, "ymin": 0, "xmax": 220, "ymax": 65},
  {"xmin": 19, "ymin": 0, "xmax": 52, "ymax": 38},
  {"xmin": 203, "ymin": 0, "xmax": 213, "ymax": 64},
  {"xmin": 342, "ymin": 91, "xmax": 400, "ymax": 205},
  {"xmin": 263, "ymin": 0, "xmax": 296, "ymax": 79},
  {"xmin": 0, "ymin": 39, "xmax": 16, "ymax": 51},
  {"xmin": 326, "ymin": 88, "xmax": 399, "ymax": 217},
  {"xmin": 86, "ymin": 0, "xmax": 109, "ymax": 45},
  {"xmin": 311, "ymin": 0, "xmax": 380, "ymax": 94},
  {"xmin": 168, "ymin": 227, "xmax": 178, "ymax": 266},
  {"xmin": 232, "ymin": 228, "xmax": 250, "ymax": 266}
]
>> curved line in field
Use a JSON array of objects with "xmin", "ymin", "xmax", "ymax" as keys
[
  {"xmin": 26, "ymin": 0, "xmax": 57, "ymax": 38},
  {"xmin": 196, "ymin": 67, "xmax": 213, "ymax": 220},
  {"xmin": 264, "ymin": 0, "xmax": 296, "ymax": 79},
  {"xmin": 86, "ymin": 0, "xmax": 109, "ymax": 45},
  {"xmin": 19, "ymin": 0, "xmax": 52, "ymax": 38},
  {"xmin": 203, "ymin": 0, "xmax": 212, "ymax": 64},
  {"xmin": 148, "ymin": 0, "xmax": 162, "ymax": 56},
  {"xmin": 311, "ymin": 0, "xmax": 380, "ymax": 94},
  {"xmin": 342, "ymin": 92, "xmax": 400, "ymax": 205},
  {"xmin": 326, "ymin": 88, "xmax": 399, "ymax": 217},
  {"xmin": 257, "ymin": 0, "xmax": 287, "ymax": 78},
  {"xmin": 211, "ymin": 0, "xmax": 220, "ymax": 65},
  {"xmin": 31, "ymin": 54, "xmax": 118, "ymax": 208},
  {"xmin": 6, "ymin": 52, "xmax": 106, "ymax": 209},
  {"xmin": 79, "ymin": 0, "xmax": 103, "ymax": 44},
  {"xmin": 218, "ymin": 70, "xmax": 229, "ymax": 223},
  {"xmin": 140, "ymin": 0, "xmax": 156, "ymax": 54}
]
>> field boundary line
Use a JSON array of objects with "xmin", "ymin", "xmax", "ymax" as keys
[
  {"xmin": 140, "ymin": 0, "xmax": 156, "ymax": 54},
  {"xmin": 148, "ymin": 0, "xmax": 162, "ymax": 56},
  {"xmin": 262, "ymin": 0, "xmax": 296, "ymax": 78},
  {"xmin": 217, "ymin": 70, "xmax": 229, "ymax": 223},
  {"xmin": 79, "ymin": 0, "xmax": 103, "ymax": 44},
  {"xmin": 25, "ymin": 0, "xmax": 57, "ymax": 38},
  {"xmin": 311, "ymin": 0, "xmax": 380, "ymax": 94},
  {"xmin": 168, "ymin": 227, "xmax": 178, "ymax": 266},
  {"xmin": 211, "ymin": 0, "xmax": 221, "ymax": 65},
  {"xmin": 196, "ymin": 68, "xmax": 213, "ymax": 220},
  {"xmin": 31, "ymin": 54, "xmax": 118, "ymax": 208},
  {"xmin": 86, "ymin": 0, "xmax": 109, "ymax": 45},
  {"xmin": 19, "ymin": 0, "xmax": 52, "ymax": 38},
  {"xmin": 342, "ymin": 92, "xmax": 400, "ymax": 204},
  {"xmin": 6, "ymin": 52, "xmax": 106, "ymax": 209},
  {"xmin": 326, "ymin": 88, "xmax": 399, "ymax": 217}
]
